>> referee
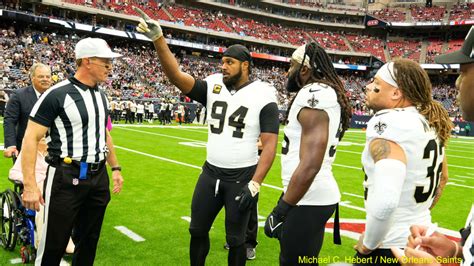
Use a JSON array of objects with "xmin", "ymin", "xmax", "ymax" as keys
[{"xmin": 21, "ymin": 37, "xmax": 124, "ymax": 265}]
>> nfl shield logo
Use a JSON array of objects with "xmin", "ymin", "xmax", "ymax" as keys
[{"xmin": 72, "ymin": 178, "xmax": 79, "ymax": 186}]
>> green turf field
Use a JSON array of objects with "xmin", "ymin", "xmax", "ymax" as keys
[{"xmin": 0, "ymin": 121, "xmax": 472, "ymax": 265}]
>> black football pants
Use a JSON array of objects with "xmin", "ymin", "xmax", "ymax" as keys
[
  {"xmin": 279, "ymin": 203, "xmax": 337, "ymax": 266},
  {"xmin": 36, "ymin": 163, "xmax": 110, "ymax": 266},
  {"xmin": 189, "ymin": 171, "xmax": 252, "ymax": 266}
]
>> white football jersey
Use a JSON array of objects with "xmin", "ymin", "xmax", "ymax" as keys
[
  {"xmin": 462, "ymin": 205, "xmax": 473, "ymax": 266},
  {"xmin": 205, "ymin": 74, "xmax": 278, "ymax": 168},
  {"xmin": 281, "ymin": 83, "xmax": 342, "ymax": 206},
  {"xmin": 362, "ymin": 107, "xmax": 445, "ymax": 248}
]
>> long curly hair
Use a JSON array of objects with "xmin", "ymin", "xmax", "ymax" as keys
[{"xmin": 393, "ymin": 59, "xmax": 453, "ymax": 144}]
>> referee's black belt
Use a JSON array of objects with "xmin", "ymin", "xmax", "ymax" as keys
[{"xmin": 46, "ymin": 156, "xmax": 106, "ymax": 172}]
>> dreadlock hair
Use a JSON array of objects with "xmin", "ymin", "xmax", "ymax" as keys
[
  {"xmin": 301, "ymin": 42, "xmax": 352, "ymax": 139},
  {"xmin": 393, "ymin": 59, "xmax": 453, "ymax": 145}
]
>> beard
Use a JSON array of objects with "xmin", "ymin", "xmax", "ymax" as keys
[
  {"xmin": 223, "ymin": 68, "xmax": 242, "ymax": 88},
  {"xmin": 285, "ymin": 71, "xmax": 301, "ymax": 93}
]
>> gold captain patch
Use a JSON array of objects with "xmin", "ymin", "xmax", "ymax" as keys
[{"xmin": 213, "ymin": 84, "xmax": 222, "ymax": 94}]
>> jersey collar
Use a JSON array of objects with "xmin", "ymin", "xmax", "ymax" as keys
[
  {"xmin": 69, "ymin": 77, "xmax": 99, "ymax": 91},
  {"xmin": 227, "ymin": 79, "xmax": 254, "ymax": 94}
]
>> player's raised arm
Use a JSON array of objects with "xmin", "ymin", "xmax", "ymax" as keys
[{"xmin": 133, "ymin": 7, "xmax": 195, "ymax": 94}]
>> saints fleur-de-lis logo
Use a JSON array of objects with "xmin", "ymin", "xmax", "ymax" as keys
[
  {"xmin": 307, "ymin": 95, "xmax": 319, "ymax": 108},
  {"xmin": 374, "ymin": 121, "xmax": 387, "ymax": 135}
]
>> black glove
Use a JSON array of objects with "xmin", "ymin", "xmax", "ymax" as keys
[
  {"xmin": 264, "ymin": 198, "xmax": 294, "ymax": 240},
  {"xmin": 235, "ymin": 181, "xmax": 260, "ymax": 212}
]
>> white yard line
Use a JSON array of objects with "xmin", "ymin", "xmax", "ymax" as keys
[
  {"xmin": 446, "ymin": 147, "xmax": 474, "ymax": 153},
  {"xmin": 178, "ymin": 128, "xmax": 209, "ymax": 134},
  {"xmin": 10, "ymin": 258, "xmax": 69, "ymax": 265},
  {"xmin": 449, "ymin": 178, "xmax": 466, "ymax": 183},
  {"xmin": 181, "ymin": 216, "xmax": 191, "ymax": 223},
  {"xmin": 117, "ymin": 127, "xmax": 204, "ymax": 142},
  {"xmin": 111, "ymin": 144, "xmax": 468, "ymax": 234},
  {"xmin": 446, "ymin": 182, "xmax": 474, "ymax": 189},
  {"xmin": 455, "ymin": 175, "xmax": 474, "ymax": 180},
  {"xmin": 262, "ymin": 183, "xmax": 284, "ymax": 191},
  {"xmin": 114, "ymin": 124, "xmax": 208, "ymax": 129},
  {"xmin": 343, "ymin": 192, "xmax": 364, "ymax": 199},
  {"xmin": 115, "ymin": 145, "xmax": 202, "ymax": 170},
  {"xmin": 117, "ymin": 127, "xmax": 474, "ymax": 164},
  {"xmin": 333, "ymin": 163, "xmax": 361, "ymax": 170},
  {"xmin": 339, "ymin": 201, "xmax": 366, "ymax": 212},
  {"xmin": 114, "ymin": 226, "xmax": 146, "ymax": 242},
  {"xmin": 338, "ymin": 147, "xmax": 473, "ymax": 160},
  {"xmin": 114, "ymin": 145, "xmax": 473, "ymax": 187},
  {"xmin": 113, "ymin": 142, "xmax": 472, "ymax": 234},
  {"xmin": 10, "ymin": 259, "xmax": 22, "ymax": 264}
]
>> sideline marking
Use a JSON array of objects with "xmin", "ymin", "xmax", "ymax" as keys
[{"xmin": 114, "ymin": 226, "xmax": 146, "ymax": 242}]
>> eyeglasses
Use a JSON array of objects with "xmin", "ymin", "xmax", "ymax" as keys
[{"xmin": 89, "ymin": 60, "xmax": 113, "ymax": 70}]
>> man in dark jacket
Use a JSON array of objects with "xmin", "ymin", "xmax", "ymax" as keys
[{"xmin": 3, "ymin": 63, "xmax": 51, "ymax": 157}]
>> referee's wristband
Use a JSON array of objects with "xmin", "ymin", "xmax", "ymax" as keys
[{"xmin": 111, "ymin": 166, "xmax": 122, "ymax": 172}]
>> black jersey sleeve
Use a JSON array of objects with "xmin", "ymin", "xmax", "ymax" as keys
[
  {"xmin": 186, "ymin": 80, "xmax": 208, "ymax": 106},
  {"xmin": 259, "ymin": 102, "xmax": 279, "ymax": 134}
]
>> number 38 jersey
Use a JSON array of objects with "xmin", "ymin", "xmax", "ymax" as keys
[
  {"xmin": 362, "ymin": 107, "xmax": 445, "ymax": 247},
  {"xmin": 281, "ymin": 83, "xmax": 342, "ymax": 206},
  {"xmin": 196, "ymin": 74, "xmax": 278, "ymax": 168}
]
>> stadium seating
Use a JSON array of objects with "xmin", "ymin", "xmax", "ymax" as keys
[
  {"xmin": 307, "ymin": 31, "xmax": 349, "ymax": 51},
  {"xmin": 449, "ymin": 3, "xmax": 473, "ymax": 21},
  {"xmin": 425, "ymin": 39, "xmax": 444, "ymax": 63},
  {"xmin": 346, "ymin": 34, "xmax": 385, "ymax": 61},
  {"xmin": 371, "ymin": 8, "xmax": 406, "ymax": 22},
  {"xmin": 410, "ymin": 5, "xmax": 446, "ymax": 22},
  {"xmin": 387, "ymin": 39, "xmax": 422, "ymax": 61}
]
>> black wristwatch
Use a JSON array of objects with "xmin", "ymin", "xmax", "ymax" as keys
[{"xmin": 111, "ymin": 166, "xmax": 122, "ymax": 172}]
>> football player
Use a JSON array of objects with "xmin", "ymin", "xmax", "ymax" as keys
[
  {"xmin": 354, "ymin": 59, "xmax": 453, "ymax": 264},
  {"xmin": 134, "ymin": 8, "xmax": 279, "ymax": 266},
  {"xmin": 264, "ymin": 43, "xmax": 352, "ymax": 265},
  {"xmin": 391, "ymin": 26, "xmax": 474, "ymax": 266}
]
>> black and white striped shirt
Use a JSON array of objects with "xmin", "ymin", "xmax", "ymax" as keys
[{"xmin": 30, "ymin": 77, "xmax": 109, "ymax": 163}]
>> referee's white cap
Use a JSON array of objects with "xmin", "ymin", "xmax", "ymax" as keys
[{"xmin": 75, "ymin": 37, "xmax": 123, "ymax": 59}]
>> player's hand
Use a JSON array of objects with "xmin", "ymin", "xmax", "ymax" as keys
[
  {"xmin": 407, "ymin": 225, "xmax": 457, "ymax": 257},
  {"xmin": 264, "ymin": 198, "xmax": 293, "ymax": 240},
  {"xmin": 112, "ymin": 170, "xmax": 124, "ymax": 194},
  {"xmin": 133, "ymin": 7, "xmax": 163, "ymax": 41},
  {"xmin": 21, "ymin": 185, "xmax": 44, "ymax": 212},
  {"xmin": 391, "ymin": 247, "xmax": 440, "ymax": 266},
  {"xmin": 235, "ymin": 180, "xmax": 260, "ymax": 212},
  {"xmin": 354, "ymin": 233, "xmax": 374, "ymax": 255},
  {"xmin": 3, "ymin": 146, "xmax": 18, "ymax": 158}
]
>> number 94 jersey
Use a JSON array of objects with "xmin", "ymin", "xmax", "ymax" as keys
[
  {"xmin": 205, "ymin": 74, "xmax": 278, "ymax": 168},
  {"xmin": 362, "ymin": 107, "xmax": 445, "ymax": 247}
]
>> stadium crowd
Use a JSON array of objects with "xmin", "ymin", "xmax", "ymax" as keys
[
  {"xmin": 2, "ymin": 0, "xmax": 469, "ymax": 65},
  {"xmin": 0, "ymin": 25, "xmax": 461, "ymax": 118}
]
